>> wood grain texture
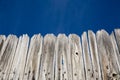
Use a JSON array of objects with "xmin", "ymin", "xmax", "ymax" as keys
[{"xmin": 0, "ymin": 29, "xmax": 120, "ymax": 80}]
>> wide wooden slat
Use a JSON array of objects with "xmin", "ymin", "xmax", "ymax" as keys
[
  {"xmin": 39, "ymin": 34, "xmax": 56, "ymax": 80},
  {"xmin": 55, "ymin": 34, "xmax": 68, "ymax": 80},
  {"xmin": 69, "ymin": 34, "xmax": 85, "ymax": 80}
]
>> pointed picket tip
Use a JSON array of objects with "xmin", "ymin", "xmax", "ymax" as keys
[
  {"xmin": 88, "ymin": 30, "xmax": 95, "ymax": 39},
  {"xmin": 44, "ymin": 34, "xmax": 56, "ymax": 38},
  {"xmin": 0, "ymin": 35, "xmax": 6, "ymax": 40},
  {"xmin": 69, "ymin": 33, "xmax": 79, "ymax": 37},
  {"xmin": 88, "ymin": 30, "xmax": 95, "ymax": 34},
  {"xmin": 68, "ymin": 34, "xmax": 80, "ymax": 39},
  {"xmin": 22, "ymin": 34, "xmax": 29, "ymax": 37},
  {"xmin": 101, "ymin": 29, "xmax": 109, "ymax": 36},
  {"xmin": 57, "ymin": 33, "xmax": 67, "ymax": 37},
  {"xmin": 31, "ymin": 34, "xmax": 42, "ymax": 39},
  {"xmin": 114, "ymin": 28, "xmax": 120, "ymax": 32},
  {"xmin": 57, "ymin": 34, "xmax": 68, "ymax": 41}
]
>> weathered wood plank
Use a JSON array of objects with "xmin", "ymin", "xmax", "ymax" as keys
[
  {"xmin": 0, "ymin": 35, "xmax": 18, "ymax": 80},
  {"xmin": 96, "ymin": 30, "xmax": 120, "ymax": 80},
  {"xmin": 0, "ymin": 35, "xmax": 6, "ymax": 54},
  {"xmin": 0, "ymin": 29, "xmax": 119, "ymax": 80},
  {"xmin": 111, "ymin": 32, "xmax": 120, "ymax": 70},
  {"xmin": 23, "ymin": 34, "xmax": 42, "ymax": 80},
  {"xmin": 88, "ymin": 30, "xmax": 102, "ymax": 80},
  {"xmin": 8, "ymin": 34, "xmax": 29, "ymax": 80},
  {"xmin": 69, "ymin": 34, "xmax": 85, "ymax": 80},
  {"xmin": 110, "ymin": 32, "xmax": 120, "ymax": 79},
  {"xmin": 114, "ymin": 29, "xmax": 120, "ymax": 53},
  {"xmin": 55, "ymin": 34, "xmax": 70, "ymax": 80},
  {"xmin": 81, "ymin": 32, "xmax": 94, "ymax": 80},
  {"xmin": 39, "ymin": 34, "xmax": 56, "ymax": 80}
]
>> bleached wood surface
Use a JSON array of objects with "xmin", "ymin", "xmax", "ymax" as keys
[{"xmin": 0, "ymin": 29, "xmax": 120, "ymax": 80}]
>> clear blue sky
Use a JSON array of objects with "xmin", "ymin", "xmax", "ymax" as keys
[{"xmin": 0, "ymin": 0, "xmax": 120, "ymax": 36}]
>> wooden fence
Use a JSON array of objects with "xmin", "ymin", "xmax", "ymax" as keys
[{"xmin": 0, "ymin": 29, "xmax": 120, "ymax": 80}]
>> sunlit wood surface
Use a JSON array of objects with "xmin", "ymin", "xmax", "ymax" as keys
[{"xmin": 0, "ymin": 29, "xmax": 120, "ymax": 80}]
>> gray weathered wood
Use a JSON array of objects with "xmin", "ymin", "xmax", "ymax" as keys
[
  {"xmin": 0, "ymin": 35, "xmax": 18, "ymax": 80},
  {"xmin": 23, "ymin": 34, "xmax": 42, "ymax": 80},
  {"xmin": 69, "ymin": 34, "xmax": 85, "ymax": 80},
  {"xmin": 81, "ymin": 32, "xmax": 94, "ymax": 80},
  {"xmin": 88, "ymin": 30, "xmax": 102, "ymax": 80},
  {"xmin": 8, "ymin": 34, "xmax": 29, "ymax": 80},
  {"xmin": 39, "ymin": 34, "xmax": 56, "ymax": 80},
  {"xmin": 55, "ymin": 34, "xmax": 69, "ymax": 80},
  {"xmin": 0, "ymin": 29, "xmax": 119, "ymax": 80},
  {"xmin": 114, "ymin": 29, "xmax": 120, "ymax": 53}
]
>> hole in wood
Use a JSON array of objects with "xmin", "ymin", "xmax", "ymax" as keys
[
  {"xmin": 25, "ymin": 73, "xmax": 27, "ymax": 75},
  {"xmin": 112, "ymin": 73, "xmax": 117, "ymax": 77},
  {"xmin": 44, "ymin": 69, "xmax": 45, "ymax": 72},
  {"xmin": 28, "ymin": 70, "xmax": 31, "ymax": 74},
  {"xmin": 106, "ymin": 65, "xmax": 109, "ymax": 69},
  {"xmin": 48, "ymin": 72, "xmax": 50, "ymax": 75},
  {"xmin": 59, "ymin": 68, "xmax": 61, "ymax": 71},
  {"xmin": 13, "ymin": 71, "xmax": 15, "ymax": 74},
  {"xmin": 64, "ymin": 72, "xmax": 66, "ymax": 74},
  {"xmin": 74, "ymin": 73, "xmax": 77, "ymax": 76},
  {"xmin": 76, "ymin": 52, "xmax": 78, "ymax": 55},
  {"xmin": 2, "ymin": 72, "xmax": 5, "ymax": 74},
  {"xmin": 91, "ymin": 73, "xmax": 94, "ymax": 77},
  {"xmin": 88, "ymin": 69, "xmax": 90, "ymax": 71}
]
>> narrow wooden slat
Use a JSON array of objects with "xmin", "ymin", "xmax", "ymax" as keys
[
  {"xmin": 88, "ymin": 30, "xmax": 102, "ymax": 80},
  {"xmin": 114, "ymin": 29, "xmax": 120, "ymax": 53},
  {"xmin": 69, "ymin": 34, "xmax": 85, "ymax": 80},
  {"xmin": 8, "ymin": 34, "xmax": 29, "ymax": 80},
  {"xmin": 111, "ymin": 32, "xmax": 120, "ymax": 71},
  {"xmin": 55, "ymin": 34, "xmax": 69, "ymax": 80},
  {"xmin": 23, "ymin": 34, "xmax": 42, "ymax": 80},
  {"xmin": 0, "ymin": 35, "xmax": 6, "ymax": 53},
  {"xmin": 110, "ymin": 32, "xmax": 120, "ymax": 79},
  {"xmin": 96, "ymin": 30, "xmax": 109, "ymax": 80},
  {"xmin": 39, "ymin": 34, "xmax": 56, "ymax": 80},
  {"xmin": 81, "ymin": 32, "xmax": 94, "ymax": 80}
]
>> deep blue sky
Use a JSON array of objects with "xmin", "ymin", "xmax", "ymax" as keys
[{"xmin": 0, "ymin": 0, "xmax": 120, "ymax": 36}]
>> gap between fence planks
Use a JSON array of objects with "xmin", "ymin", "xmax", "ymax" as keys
[{"xmin": 0, "ymin": 29, "xmax": 120, "ymax": 80}]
